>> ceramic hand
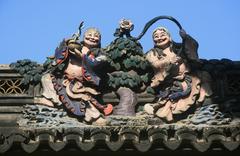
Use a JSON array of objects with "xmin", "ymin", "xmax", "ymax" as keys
[
  {"xmin": 73, "ymin": 48, "xmax": 82, "ymax": 57},
  {"xmin": 179, "ymin": 29, "xmax": 187, "ymax": 39}
]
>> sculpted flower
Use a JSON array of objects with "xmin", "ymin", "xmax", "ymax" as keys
[{"xmin": 119, "ymin": 19, "xmax": 133, "ymax": 31}]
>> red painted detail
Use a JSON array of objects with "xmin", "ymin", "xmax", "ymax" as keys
[{"xmin": 103, "ymin": 104, "xmax": 113, "ymax": 116}]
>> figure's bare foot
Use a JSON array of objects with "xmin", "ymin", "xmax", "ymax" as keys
[
  {"xmin": 34, "ymin": 97, "xmax": 54, "ymax": 107},
  {"xmin": 144, "ymin": 103, "xmax": 154, "ymax": 115}
]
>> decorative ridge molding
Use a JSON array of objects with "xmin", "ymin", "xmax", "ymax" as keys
[{"xmin": 0, "ymin": 124, "xmax": 240, "ymax": 153}]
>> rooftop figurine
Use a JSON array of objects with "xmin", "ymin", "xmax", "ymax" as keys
[
  {"xmin": 3, "ymin": 16, "xmax": 240, "ymax": 153},
  {"xmin": 144, "ymin": 26, "xmax": 214, "ymax": 122},
  {"xmin": 9, "ymin": 16, "xmax": 233, "ymax": 126},
  {"xmin": 33, "ymin": 23, "xmax": 113, "ymax": 125}
]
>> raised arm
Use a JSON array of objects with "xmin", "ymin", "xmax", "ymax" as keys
[{"xmin": 180, "ymin": 29, "xmax": 199, "ymax": 61}]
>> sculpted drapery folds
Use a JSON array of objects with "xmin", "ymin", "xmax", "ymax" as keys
[
  {"xmin": 3, "ymin": 15, "xmax": 240, "ymax": 154},
  {"xmin": 8, "ymin": 16, "xmax": 231, "ymax": 126},
  {"xmin": 35, "ymin": 27, "xmax": 113, "ymax": 125},
  {"xmin": 144, "ymin": 27, "xmax": 213, "ymax": 122},
  {"xmin": 34, "ymin": 19, "xmax": 213, "ymax": 123}
]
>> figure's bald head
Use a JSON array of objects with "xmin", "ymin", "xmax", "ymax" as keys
[
  {"xmin": 83, "ymin": 28, "xmax": 101, "ymax": 48},
  {"xmin": 152, "ymin": 27, "xmax": 172, "ymax": 48},
  {"xmin": 152, "ymin": 27, "xmax": 171, "ymax": 39}
]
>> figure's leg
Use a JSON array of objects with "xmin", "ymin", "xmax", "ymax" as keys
[
  {"xmin": 34, "ymin": 73, "xmax": 61, "ymax": 107},
  {"xmin": 34, "ymin": 97, "xmax": 54, "ymax": 107},
  {"xmin": 155, "ymin": 101, "xmax": 173, "ymax": 121},
  {"xmin": 84, "ymin": 103, "xmax": 107, "ymax": 126}
]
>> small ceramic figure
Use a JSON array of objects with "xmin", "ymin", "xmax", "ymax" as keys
[
  {"xmin": 35, "ymin": 27, "xmax": 112, "ymax": 125},
  {"xmin": 144, "ymin": 27, "xmax": 212, "ymax": 122}
]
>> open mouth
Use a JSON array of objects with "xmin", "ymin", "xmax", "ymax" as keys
[
  {"xmin": 89, "ymin": 40, "xmax": 98, "ymax": 43},
  {"xmin": 86, "ymin": 38, "xmax": 98, "ymax": 43},
  {"xmin": 159, "ymin": 38, "xmax": 167, "ymax": 43},
  {"xmin": 159, "ymin": 39, "xmax": 165, "ymax": 42}
]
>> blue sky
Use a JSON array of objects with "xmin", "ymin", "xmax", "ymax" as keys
[{"xmin": 0, "ymin": 0, "xmax": 239, "ymax": 64}]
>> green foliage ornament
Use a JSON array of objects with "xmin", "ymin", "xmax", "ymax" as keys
[
  {"xmin": 105, "ymin": 25, "xmax": 152, "ymax": 91},
  {"xmin": 10, "ymin": 59, "xmax": 44, "ymax": 86}
]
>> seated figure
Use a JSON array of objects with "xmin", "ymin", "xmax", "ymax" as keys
[
  {"xmin": 144, "ymin": 27, "xmax": 212, "ymax": 122},
  {"xmin": 35, "ymin": 28, "xmax": 112, "ymax": 125}
]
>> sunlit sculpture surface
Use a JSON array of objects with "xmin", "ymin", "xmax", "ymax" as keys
[{"xmin": 0, "ymin": 16, "xmax": 239, "ymax": 153}]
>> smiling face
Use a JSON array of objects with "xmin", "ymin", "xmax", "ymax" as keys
[
  {"xmin": 152, "ymin": 27, "xmax": 171, "ymax": 49},
  {"xmin": 83, "ymin": 28, "xmax": 101, "ymax": 48}
]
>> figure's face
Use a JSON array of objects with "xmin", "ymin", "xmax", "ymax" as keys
[
  {"xmin": 83, "ymin": 29, "xmax": 101, "ymax": 48},
  {"xmin": 153, "ymin": 29, "xmax": 171, "ymax": 48}
]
